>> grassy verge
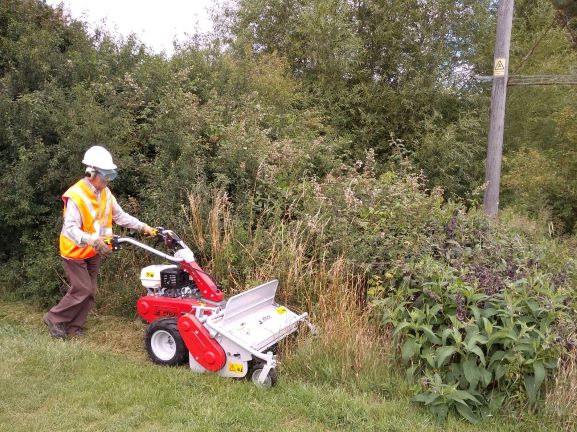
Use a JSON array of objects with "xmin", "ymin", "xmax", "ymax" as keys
[{"xmin": 0, "ymin": 301, "xmax": 563, "ymax": 432}]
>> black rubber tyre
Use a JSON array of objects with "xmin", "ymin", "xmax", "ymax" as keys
[
  {"xmin": 249, "ymin": 365, "xmax": 278, "ymax": 388},
  {"xmin": 145, "ymin": 318, "xmax": 188, "ymax": 366}
]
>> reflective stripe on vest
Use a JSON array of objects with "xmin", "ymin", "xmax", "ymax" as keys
[{"xmin": 59, "ymin": 179, "xmax": 113, "ymax": 259}]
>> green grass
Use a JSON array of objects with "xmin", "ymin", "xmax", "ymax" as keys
[{"xmin": 0, "ymin": 301, "xmax": 563, "ymax": 432}]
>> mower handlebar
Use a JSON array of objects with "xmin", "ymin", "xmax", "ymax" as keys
[
  {"xmin": 105, "ymin": 227, "xmax": 192, "ymax": 263},
  {"xmin": 112, "ymin": 236, "xmax": 183, "ymax": 263}
]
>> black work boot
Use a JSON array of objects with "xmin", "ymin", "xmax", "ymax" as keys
[{"xmin": 43, "ymin": 314, "xmax": 66, "ymax": 339}]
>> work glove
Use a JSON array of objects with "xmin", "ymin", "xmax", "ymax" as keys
[
  {"xmin": 142, "ymin": 224, "xmax": 157, "ymax": 237},
  {"xmin": 88, "ymin": 237, "xmax": 112, "ymax": 256}
]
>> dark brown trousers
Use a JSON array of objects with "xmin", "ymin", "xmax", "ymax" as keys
[{"xmin": 47, "ymin": 255, "xmax": 101, "ymax": 333}]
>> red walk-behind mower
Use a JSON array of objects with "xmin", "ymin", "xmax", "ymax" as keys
[{"xmin": 110, "ymin": 228, "xmax": 311, "ymax": 387}]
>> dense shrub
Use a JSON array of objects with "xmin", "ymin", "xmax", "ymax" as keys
[{"xmin": 364, "ymin": 202, "xmax": 577, "ymax": 421}]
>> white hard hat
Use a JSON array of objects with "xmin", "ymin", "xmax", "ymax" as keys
[{"xmin": 82, "ymin": 145, "xmax": 117, "ymax": 170}]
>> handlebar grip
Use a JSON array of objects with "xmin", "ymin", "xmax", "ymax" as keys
[
  {"xmin": 143, "ymin": 228, "xmax": 158, "ymax": 238},
  {"xmin": 105, "ymin": 236, "xmax": 121, "ymax": 251}
]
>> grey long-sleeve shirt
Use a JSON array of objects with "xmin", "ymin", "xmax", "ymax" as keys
[{"xmin": 62, "ymin": 179, "xmax": 145, "ymax": 246}]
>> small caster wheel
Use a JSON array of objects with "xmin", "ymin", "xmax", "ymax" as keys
[{"xmin": 250, "ymin": 366, "xmax": 277, "ymax": 388}]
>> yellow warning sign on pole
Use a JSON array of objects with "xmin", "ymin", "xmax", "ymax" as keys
[{"xmin": 494, "ymin": 58, "xmax": 506, "ymax": 76}]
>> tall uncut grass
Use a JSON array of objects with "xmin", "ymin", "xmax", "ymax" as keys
[
  {"xmin": 181, "ymin": 190, "xmax": 394, "ymax": 392},
  {"xmin": 545, "ymin": 343, "xmax": 577, "ymax": 431}
]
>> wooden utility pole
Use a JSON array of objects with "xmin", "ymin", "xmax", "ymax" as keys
[{"xmin": 483, "ymin": 0, "xmax": 515, "ymax": 217}]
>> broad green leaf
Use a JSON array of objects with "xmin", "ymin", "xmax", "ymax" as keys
[
  {"xmin": 533, "ymin": 360, "xmax": 546, "ymax": 391},
  {"xmin": 393, "ymin": 321, "xmax": 412, "ymax": 337},
  {"xmin": 401, "ymin": 338, "xmax": 419, "ymax": 362},
  {"xmin": 488, "ymin": 391, "xmax": 506, "ymax": 411},
  {"xmin": 480, "ymin": 307, "xmax": 498, "ymax": 318},
  {"xmin": 414, "ymin": 392, "xmax": 438, "ymax": 405},
  {"xmin": 455, "ymin": 403, "xmax": 480, "ymax": 424},
  {"xmin": 451, "ymin": 328, "xmax": 463, "ymax": 344},
  {"xmin": 470, "ymin": 305, "xmax": 481, "ymax": 322},
  {"xmin": 517, "ymin": 343, "xmax": 535, "ymax": 354},
  {"xmin": 489, "ymin": 350, "xmax": 506, "ymax": 365},
  {"xmin": 448, "ymin": 389, "xmax": 481, "ymax": 405},
  {"xmin": 449, "ymin": 362, "xmax": 463, "ymax": 382},
  {"xmin": 525, "ymin": 299, "xmax": 539, "ymax": 316},
  {"xmin": 420, "ymin": 347, "xmax": 436, "ymax": 368},
  {"xmin": 420, "ymin": 325, "xmax": 442, "ymax": 344},
  {"xmin": 465, "ymin": 334, "xmax": 488, "ymax": 351},
  {"xmin": 545, "ymin": 358, "xmax": 558, "ymax": 369},
  {"xmin": 428, "ymin": 304, "xmax": 442, "ymax": 317},
  {"xmin": 465, "ymin": 324, "xmax": 480, "ymax": 342},
  {"xmin": 488, "ymin": 328, "xmax": 517, "ymax": 346},
  {"xmin": 436, "ymin": 346, "xmax": 457, "ymax": 368},
  {"xmin": 431, "ymin": 404, "xmax": 449, "ymax": 421},
  {"xmin": 482, "ymin": 317, "xmax": 493, "ymax": 336},
  {"xmin": 494, "ymin": 364, "xmax": 506, "ymax": 381},
  {"xmin": 471, "ymin": 293, "xmax": 487, "ymax": 303},
  {"xmin": 468, "ymin": 345, "xmax": 486, "ymax": 366},
  {"xmin": 524, "ymin": 374, "xmax": 537, "ymax": 405},
  {"xmin": 462, "ymin": 358, "xmax": 480, "ymax": 389},
  {"xmin": 441, "ymin": 327, "xmax": 452, "ymax": 345},
  {"xmin": 479, "ymin": 368, "xmax": 492, "ymax": 388}
]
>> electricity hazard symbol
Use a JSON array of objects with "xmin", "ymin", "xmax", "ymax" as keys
[{"xmin": 494, "ymin": 58, "xmax": 506, "ymax": 76}]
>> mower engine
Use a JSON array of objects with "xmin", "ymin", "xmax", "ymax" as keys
[{"xmin": 140, "ymin": 265, "xmax": 200, "ymax": 298}]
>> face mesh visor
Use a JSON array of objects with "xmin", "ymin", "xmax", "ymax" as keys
[{"xmin": 96, "ymin": 168, "xmax": 118, "ymax": 181}]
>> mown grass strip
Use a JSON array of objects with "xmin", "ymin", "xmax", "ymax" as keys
[{"xmin": 0, "ymin": 301, "xmax": 559, "ymax": 432}]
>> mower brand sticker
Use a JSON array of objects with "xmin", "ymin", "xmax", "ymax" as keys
[
  {"xmin": 145, "ymin": 271, "xmax": 155, "ymax": 278},
  {"xmin": 275, "ymin": 306, "xmax": 287, "ymax": 315},
  {"xmin": 259, "ymin": 315, "xmax": 271, "ymax": 324},
  {"xmin": 154, "ymin": 307, "xmax": 177, "ymax": 318},
  {"xmin": 229, "ymin": 363, "xmax": 244, "ymax": 373}
]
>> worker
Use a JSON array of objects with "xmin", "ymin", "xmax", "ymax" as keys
[{"xmin": 43, "ymin": 145, "xmax": 156, "ymax": 338}]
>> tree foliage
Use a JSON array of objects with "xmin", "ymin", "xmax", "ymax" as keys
[
  {"xmin": 500, "ymin": 0, "xmax": 577, "ymax": 231},
  {"xmin": 222, "ymin": 0, "xmax": 494, "ymax": 188}
]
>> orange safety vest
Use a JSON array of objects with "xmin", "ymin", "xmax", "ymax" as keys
[{"xmin": 59, "ymin": 179, "xmax": 113, "ymax": 259}]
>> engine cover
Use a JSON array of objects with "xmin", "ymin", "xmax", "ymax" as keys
[
  {"xmin": 160, "ymin": 267, "xmax": 189, "ymax": 290},
  {"xmin": 140, "ymin": 264, "xmax": 177, "ymax": 290}
]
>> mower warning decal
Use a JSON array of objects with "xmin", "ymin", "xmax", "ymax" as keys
[
  {"xmin": 275, "ymin": 306, "xmax": 287, "ymax": 314},
  {"xmin": 145, "ymin": 271, "xmax": 154, "ymax": 278},
  {"xmin": 228, "ymin": 363, "xmax": 244, "ymax": 373}
]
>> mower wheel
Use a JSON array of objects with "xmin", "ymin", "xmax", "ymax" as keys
[
  {"xmin": 250, "ymin": 366, "xmax": 278, "ymax": 388},
  {"xmin": 145, "ymin": 318, "xmax": 188, "ymax": 366}
]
